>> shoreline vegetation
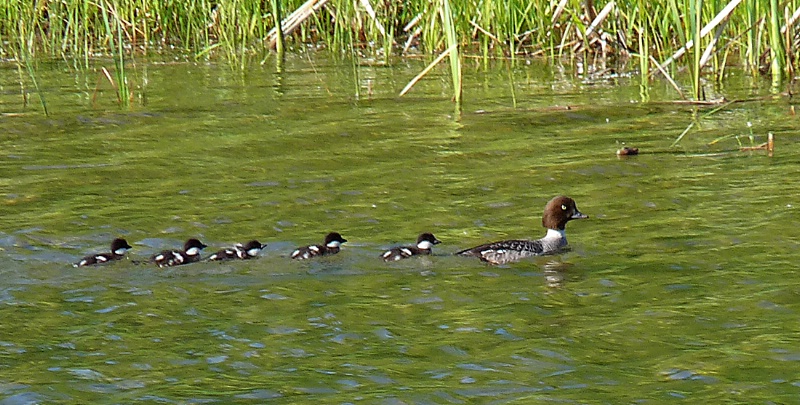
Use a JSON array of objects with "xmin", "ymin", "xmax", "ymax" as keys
[{"xmin": 1, "ymin": 0, "xmax": 799, "ymax": 109}]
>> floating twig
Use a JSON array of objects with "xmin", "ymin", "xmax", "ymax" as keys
[{"xmin": 740, "ymin": 132, "xmax": 775, "ymax": 157}]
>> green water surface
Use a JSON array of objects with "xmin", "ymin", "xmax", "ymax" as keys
[{"xmin": 0, "ymin": 55, "xmax": 799, "ymax": 404}]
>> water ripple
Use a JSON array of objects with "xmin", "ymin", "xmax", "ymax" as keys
[
  {"xmin": 234, "ymin": 389, "xmax": 282, "ymax": 399},
  {"xmin": 0, "ymin": 392, "xmax": 48, "ymax": 405},
  {"xmin": 68, "ymin": 368, "xmax": 105, "ymax": 380}
]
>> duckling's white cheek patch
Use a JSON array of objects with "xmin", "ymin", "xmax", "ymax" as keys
[
  {"xmin": 186, "ymin": 247, "xmax": 200, "ymax": 256},
  {"xmin": 326, "ymin": 241, "xmax": 340, "ymax": 248}
]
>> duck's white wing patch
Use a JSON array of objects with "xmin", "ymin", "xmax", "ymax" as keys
[{"xmin": 417, "ymin": 241, "xmax": 433, "ymax": 250}]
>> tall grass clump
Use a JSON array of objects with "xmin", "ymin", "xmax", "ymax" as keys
[
  {"xmin": 6, "ymin": 2, "xmax": 49, "ymax": 115},
  {"xmin": 3, "ymin": 1, "xmax": 800, "ymax": 95},
  {"xmin": 99, "ymin": 0, "xmax": 130, "ymax": 106}
]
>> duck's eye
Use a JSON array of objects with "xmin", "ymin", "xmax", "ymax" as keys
[{"xmin": 561, "ymin": 204, "xmax": 567, "ymax": 210}]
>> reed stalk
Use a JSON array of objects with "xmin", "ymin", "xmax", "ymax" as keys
[
  {"xmin": 691, "ymin": 0, "xmax": 703, "ymax": 101},
  {"xmin": 768, "ymin": 0, "xmax": 785, "ymax": 86},
  {"xmin": 440, "ymin": 0, "xmax": 462, "ymax": 113},
  {"xmin": 785, "ymin": 6, "xmax": 796, "ymax": 83},
  {"xmin": 350, "ymin": 26, "xmax": 360, "ymax": 100},
  {"xmin": 271, "ymin": 0, "xmax": 286, "ymax": 70},
  {"xmin": 744, "ymin": 0, "xmax": 759, "ymax": 73},
  {"xmin": 636, "ymin": 0, "xmax": 650, "ymax": 102}
]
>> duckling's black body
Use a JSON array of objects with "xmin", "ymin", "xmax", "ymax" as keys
[
  {"xmin": 381, "ymin": 232, "xmax": 441, "ymax": 262},
  {"xmin": 291, "ymin": 232, "xmax": 347, "ymax": 260},
  {"xmin": 74, "ymin": 238, "xmax": 132, "ymax": 267},
  {"xmin": 152, "ymin": 238, "xmax": 208, "ymax": 268},
  {"xmin": 208, "ymin": 240, "xmax": 266, "ymax": 261}
]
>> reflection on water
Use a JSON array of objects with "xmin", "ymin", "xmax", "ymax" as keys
[{"xmin": 0, "ymin": 55, "xmax": 799, "ymax": 403}]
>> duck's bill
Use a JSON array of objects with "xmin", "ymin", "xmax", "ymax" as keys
[{"xmin": 572, "ymin": 211, "xmax": 589, "ymax": 219}]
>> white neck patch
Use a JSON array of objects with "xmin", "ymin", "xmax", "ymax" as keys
[
  {"xmin": 326, "ymin": 241, "xmax": 341, "ymax": 248},
  {"xmin": 544, "ymin": 228, "xmax": 566, "ymax": 241},
  {"xmin": 185, "ymin": 247, "xmax": 201, "ymax": 256}
]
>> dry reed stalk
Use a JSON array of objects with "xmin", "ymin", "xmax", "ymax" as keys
[
  {"xmin": 660, "ymin": 0, "xmax": 743, "ymax": 69},
  {"xmin": 768, "ymin": 132, "xmax": 774, "ymax": 157},
  {"xmin": 649, "ymin": 55, "xmax": 685, "ymax": 99},
  {"xmin": 781, "ymin": 6, "xmax": 800, "ymax": 33},
  {"xmin": 403, "ymin": 13, "xmax": 423, "ymax": 32},
  {"xmin": 402, "ymin": 27, "xmax": 422, "ymax": 54},
  {"xmin": 551, "ymin": 0, "xmax": 569, "ymax": 26},
  {"xmin": 92, "ymin": 66, "xmax": 116, "ymax": 105},
  {"xmin": 699, "ymin": 18, "xmax": 730, "ymax": 67},
  {"xmin": 267, "ymin": 0, "xmax": 329, "ymax": 49},
  {"xmin": 469, "ymin": 20, "xmax": 500, "ymax": 44},
  {"xmin": 359, "ymin": 0, "xmax": 386, "ymax": 37},
  {"xmin": 584, "ymin": 1, "xmax": 615, "ymax": 38},
  {"xmin": 399, "ymin": 43, "xmax": 457, "ymax": 97}
]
